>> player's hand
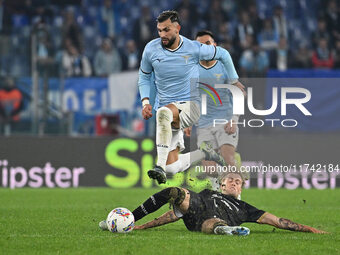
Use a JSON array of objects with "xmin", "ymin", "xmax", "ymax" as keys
[
  {"xmin": 233, "ymin": 81, "xmax": 246, "ymax": 97},
  {"xmin": 142, "ymin": 104, "xmax": 153, "ymax": 120},
  {"xmin": 311, "ymin": 228, "xmax": 329, "ymax": 234},
  {"xmin": 184, "ymin": 127, "xmax": 192, "ymax": 137},
  {"xmin": 224, "ymin": 121, "xmax": 237, "ymax": 135}
]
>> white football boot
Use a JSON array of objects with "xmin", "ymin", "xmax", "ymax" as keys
[
  {"xmin": 99, "ymin": 220, "xmax": 108, "ymax": 231},
  {"xmin": 214, "ymin": 225, "xmax": 250, "ymax": 236}
]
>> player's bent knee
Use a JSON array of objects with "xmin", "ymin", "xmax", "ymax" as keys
[
  {"xmin": 166, "ymin": 104, "xmax": 180, "ymax": 128},
  {"xmin": 164, "ymin": 104, "xmax": 179, "ymax": 117},
  {"xmin": 225, "ymin": 155, "xmax": 235, "ymax": 166},
  {"xmin": 168, "ymin": 187, "xmax": 186, "ymax": 206},
  {"xmin": 156, "ymin": 107, "xmax": 173, "ymax": 123},
  {"xmin": 158, "ymin": 187, "xmax": 189, "ymax": 213},
  {"xmin": 201, "ymin": 218, "xmax": 228, "ymax": 234}
]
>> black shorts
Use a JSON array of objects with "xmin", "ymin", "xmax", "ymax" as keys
[{"xmin": 181, "ymin": 190, "xmax": 215, "ymax": 232}]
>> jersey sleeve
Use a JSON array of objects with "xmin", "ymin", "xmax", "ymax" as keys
[
  {"xmin": 215, "ymin": 46, "xmax": 239, "ymax": 84},
  {"xmin": 138, "ymin": 45, "xmax": 153, "ymax": 100},
  {"xmin": 243, "ymin": 202, "xmax": 266, "ymax": 223},
  {"xmin": 140, "ymin": 45, "xmax": 153, "ymax": 74},
  {"xmin": 197, "ymin": 42, "xmax": 217, "ymax": 61}
]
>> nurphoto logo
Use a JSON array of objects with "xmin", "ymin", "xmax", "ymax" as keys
[{"xmin": 201, "ymin": 84, "xmax": 312, "ymax": 128}]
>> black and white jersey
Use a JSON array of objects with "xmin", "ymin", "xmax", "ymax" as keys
[{"xmin": 181, "ymin": 189, "xmax": 265, "ymax": 231}]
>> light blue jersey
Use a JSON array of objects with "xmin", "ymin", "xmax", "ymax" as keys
[
  {"xmin": 138, "ymin": 35, "xmax": 238, "ymax": 109},
  {"xmin": 198, "ymin": 61, "xmax": 238, "ymax": 128}
]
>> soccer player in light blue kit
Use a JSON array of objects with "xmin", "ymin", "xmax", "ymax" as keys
[
  {"xmin": 195, "ymin": 30, "xmax": 246, "ymax": 191},
  {"xmin": 138, "ymin": 11, "xmax": 239, "ymax": 184}
]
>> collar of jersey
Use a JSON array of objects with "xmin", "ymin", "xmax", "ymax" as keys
[
  {"xmin": 163, "ymin": 35, "xmax": 183, "ymax": 52},
  {"xmin": 199, "ymin": 60, "xmax": 218, "ymax": 70}
]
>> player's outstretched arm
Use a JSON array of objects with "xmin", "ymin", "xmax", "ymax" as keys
[
  {"xmin": 257, "ymin": 212, "xmax": 328, "ymax": 233},
  {"xmin": 134, "ymin": 210, "xmax": 179, "ymax": 230},
  {"xmin": 198, "ymin": 43, "xmax": 238, "ymax": 83}
]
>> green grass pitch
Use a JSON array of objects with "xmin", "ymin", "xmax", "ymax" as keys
[{"xmin": 0, "ymin": 188, "xmax": 339, "ymax": 255}]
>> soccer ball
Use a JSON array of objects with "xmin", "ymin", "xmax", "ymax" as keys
[{"xmin": 106, "ymin": 207, "xmax": 135, "ymax": 233}]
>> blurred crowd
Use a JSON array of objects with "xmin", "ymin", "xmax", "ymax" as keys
[{"xmin": 0, "ymin": 0, "xmax": 340, "ymax": 79}]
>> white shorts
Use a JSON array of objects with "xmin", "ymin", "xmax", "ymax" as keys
[
  {"xmin": 168, "ymin": 101, "xmax": 200, "ymax": 152},
  {"xmin": 170, "ymin": 101, "xmax": 200, "ymax": 130},
  {"xmin": 197, "ymin": 125, "xmax": 239, "ymax": 150}
]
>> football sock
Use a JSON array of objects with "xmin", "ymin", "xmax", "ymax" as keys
[
  {"xmin": 165, "ymin": 160, "xmax": 182, "ymax": 175},
  {"xmin": 155, "ymin": 107, "xmax": 173, "ymax": 169},
  {"xmin": 165, "ymin": 151, "xmax": 205, "ymax": 175},
  {"xmin": 189, "ymin": 149, "xmax": 206, "ymax": 165},
  {"xmin": 132, "ymin": 187, "xmax": 183, "ymax": 221},
  {"xmin": 165, "ymin": 153, "xmax": 190, "ymax": 174}
]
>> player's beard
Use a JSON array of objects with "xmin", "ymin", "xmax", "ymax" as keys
[{"xmin": 161, "ymin": 35, "xmax": 177, "ymax": 48}]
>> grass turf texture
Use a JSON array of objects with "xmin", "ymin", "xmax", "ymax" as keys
[{"xmin": 0, "ymin": 188, "xmax": 339, "ymax": 255}]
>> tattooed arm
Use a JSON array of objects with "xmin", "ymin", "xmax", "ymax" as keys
[
  {"xmin": 134, "ymin": 210, "xmax": 179, "ymax": 230},
  {"xmin": 257, "ymin": 212, "xmax": 328, "ymax": 233}
]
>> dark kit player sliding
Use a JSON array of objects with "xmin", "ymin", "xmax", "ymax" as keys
[{"xmin": 100, "ymin": 171, "xmax": 327, "ymax": 235}]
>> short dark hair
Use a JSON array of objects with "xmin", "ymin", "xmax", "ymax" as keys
[
  {"xmin": 195, "ymin": 30, "xmax": 215, "ymax": 41},
  {"xmin": 157, "ymin": 10, "xmax": 180, "ymax": 24}
]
